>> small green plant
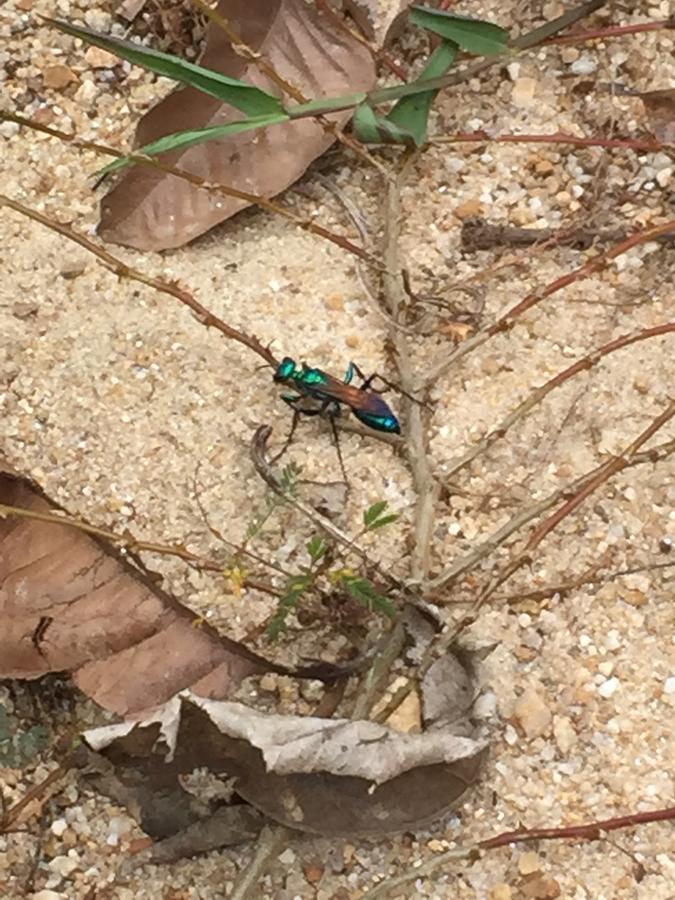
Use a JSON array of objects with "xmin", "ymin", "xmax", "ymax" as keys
[
  {"xmin": 264, "ymin": 501, "xmax": 399, "ymax": 638},
  {"xmin": 47, "ymin": 8, "xmax": 510, "ymax": 172},
  {"xmin": 0, "ymin": 702, "xmax": 50, "ymax": 768}
]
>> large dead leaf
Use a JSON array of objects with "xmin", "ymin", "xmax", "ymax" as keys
[
  {"xmin": 98, "ymin": 0, "xmax": 384, "ymax": 250},
  {"xmin": 0, "ymin": 459, "xmax": 329, "ymax": 717},
  {"xmin": 84, "ymin": 645, "xmax": 489, "ymax": 838}
]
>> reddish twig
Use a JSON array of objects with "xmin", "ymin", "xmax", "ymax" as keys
[
  {"xmin": 1, "ymin": 111, "xmax": 375, "ymax": 265},
  {"xmin": 544, "ymin": 19, "xmax": 675, "ymax": 45},
  {"xmin": 481, "ymin": 805, "xmax": 675, "ymax": 848},
  {"xmin": 420, "ymin": 218, "xmax": 675, "ymax": 390},
  {"xmin": 0, "ymin": 758, "xmax": 73, "ymax": 833},
  {"xmin": 0, "ymin": 193, "xmax": 278, "ymax": 368},
  {"xmin": 363, "ymin": 805, "xmax": 675, "ymax": 898},
  {"xmin": 429, "ymin": 434, "xmax": 675, "ymax": 592},
  {"xmin": 443, "ymin": 322, "xmax": 675, "ymax": 480},
  {"xmin": 524, "ymin": 400, "xmax": 675, "ymax": 555},
  {"xmin": 430, "ymin": 129, "xmax": 667, "ymax": 153},
  {"xmin": 377, "ymin": 412, "xmax": 675, "ymax": 724},
  {"xmin": 497, "ymin": 558, "xmax": 675, "ymax": 605}
]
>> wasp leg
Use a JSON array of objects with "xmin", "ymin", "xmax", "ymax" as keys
[
  {"xmin": 349, "ymin": 361, "xmax": 427, "ymax": 407},
  {"xmin": 272, "ymin": 395, "xmax": 332, "ymax": 464},
  {"xmin": 327, "ymin": 401, "xmax": 349, "ymax": 486},
  {"xmin": 270, "ymin": 395, "xmax": 303, "ymax": 464}
]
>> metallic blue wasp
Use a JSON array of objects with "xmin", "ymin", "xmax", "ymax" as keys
[{"xmin": 272, "ymin": 357, "xmax": 401, "ymax": 480}]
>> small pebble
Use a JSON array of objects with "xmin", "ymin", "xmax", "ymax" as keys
[
  {"xmin": 663, "ymin": 676, "xmax": 675, "ymax": 695},
  {"xmin": 47, "ymin": 855, "xmax": 79, "ymax": 877},
  {"xmin": 518, "ymin": 850, "xmax": 541, "ymax": 875},
  {"xmin": 514, "ymin": 689, "xmax": 552, "ymax": 739},
  {"xmin": 490, "ymin": 885, "xmax": 513, "ymax": 900},
  {"xmin": 598, "ymin": 677, "xmax": 620, "ymax": 698},
  {"xmin": 50, "ymin": 818, "xmax": 68, "ymax": 838}
]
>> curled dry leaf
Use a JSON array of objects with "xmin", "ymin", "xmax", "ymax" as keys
[
  {"xmin": 98, "ymin": 0, "xmax": 383, "ymax": 251},
  {"xmin": 84, "ymin": 643, "xmax": 489, "ymax": 838},
  {"xmin": 0, "ymin": 459, "xmax": 287, "ymax": 717}
]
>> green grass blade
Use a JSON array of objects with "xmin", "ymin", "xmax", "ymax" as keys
[
  {"xmin": 46, "ymin": 17, "xmax": 285, "ymax": 117},
  {"xmin": 288, "ymin": 91, "xmax": 367, "ymax": 117},
  {"xmin": 97, "ymin": 112, "xmax": 290, "ymax": 176},
  {"xmin": 410, "ymin": 7, "xmax": 510, "ymax": 56},
  {"xmin": 353, "ymin": 102, "xmax": 416, "ymax": 144},
  {"xmin": 386, "ymin": 40, "xmax": 458, "ymax": 145}
]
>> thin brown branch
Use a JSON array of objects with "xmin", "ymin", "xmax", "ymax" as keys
[
  {"xmin": 497, "ymin": 558, "xmax": 675, "ymax": 605},
  {"xmin": 229, "ymin": 825, "xmax": 291, "ymax": 900},
  {"xmin": 430, "ymin": 129, "xmax": 668, "ymax": 152},
  {"xmin": 381, "ymin": 156, "xmax": 440, "ymax": 583},
  {"xmin": 525, "ymin": 400, "xmax": 675, "ymax": 555},
  {"xmin": 376, "ymin": 419, "xmax": 675, "ymax": 723},
  {"xmin": 363, "ymin": 804, "xmax": 675, "ymax": 899},
  {"xmin": 0, "ymin": 757, "xmax": 74, "ymax": 833},
  {"xmin": 0, "ymin": 192, "xmax": 279, "ymax": 367},
  {"xmin": 443, "ymin": 322, "xmax": 675, "ymax": 481},
  {"xmin": 458, "ymin": 399, "xmax": 675, "ymax": 623},
  {"xmin": 1, "ymin": 111, "xmax": 374, "ymax": 264},
  {"xmin": 430, "ymin": 431, "xmax": 675, "ymax": 592},
  {"xmin": 0, "ymin": 502, "xmax": 282, "ymax": 596},
  {"xmin": 544, "ymin": 19, "xmax": 675, "ymax": 45},
  {"xmin": 420, "ymin": 218, "xmax": 675, "ymax": 390}
]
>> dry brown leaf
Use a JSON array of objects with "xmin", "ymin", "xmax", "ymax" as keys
[
  {"xmin": 84, "ymin": 642, "xmax": 489, "ymax": 838},
  {"xmin": 636, "ymin": 88, "xmax": 675, "ymax": 143},
  {"xmin": 0, "ymin": 459, "xmax": 278, "ymax": 716},
  {"xmin": 98, "ymin": 0, "xmax": 380, "ymax": 250}
]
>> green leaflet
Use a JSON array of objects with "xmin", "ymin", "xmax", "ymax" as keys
[
  {"xmin": 97, "ymin": 113, "xmax": 290, "ymax": 175},
  {"xmin": 47, "ymin": 18, "xmax": 285, "ymax": 116},
  {"xmin": 386, "ymin": 40, "xmax": 458, "ymax": 146},
  {"xmin": 409, "ymin": 7, "xmax": 510, "ymax": 57}
]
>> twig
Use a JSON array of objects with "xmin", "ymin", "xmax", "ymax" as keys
[
  {"xmin": 430, "ymin": 432, "xmax": 675, "ymax": 591},
  {"xmin": 543, "ymin": 19, "xmax": 675, "ymax": 45},
  {"xmin": 381, "ymin": 155, "xmax": 440, "ymax": 583},
  {"xmin": 0, "ymin": 502, "xmax": 282, "ymax": 597},
  {"xmin": 228, "ymin": 824, "xmax": 291, "ymax": 900},
  {"xmin": 188, "ymin": 0, "xmax": 385, "ymax": 175},
  {"xmin": 1, "ymin": 111, "xmax": 374, "ymax": 264},
  {"xmin": 461, "ymin": 217, "xmax": 675, "ymax": 251},
  {"xmin": 0, "ymin": 756, "xmax": 74, "ymax": 833},
  {"xmin": 433, "ymin": 399, "xmax": 675, "ymax": 656},
  {"xmin": 362, "ymin": 804, "xmax": 675, "ymax": 899},
  {"xmin": 430, "ymin": 129, "xmax": 668, "ymax": 153},
  {"xmin": 496, "ymin": 558, "xmax": 675, "ymax": 605},
  {"xmin": 376, "ymin": 418, "xmax": 675, "ymax": 722},
  {"xmin": 0, "ymin": 193, "xmax": 277, "ymax": 367},
  {"xmin": 419, "ymin": 218, "xmax": 675, "ymax": 391},
  {"xmin": 351, "ymin": 621, "xmax": 406, "ymax": 720},
  {"xmin": 442, "ymin": 322, "xmax": 675, "ymax": 482}
]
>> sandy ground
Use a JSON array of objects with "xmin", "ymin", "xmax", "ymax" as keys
[{"xmin": 1, "ymin": 0, "xmax": 675, "ymax": 897}]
